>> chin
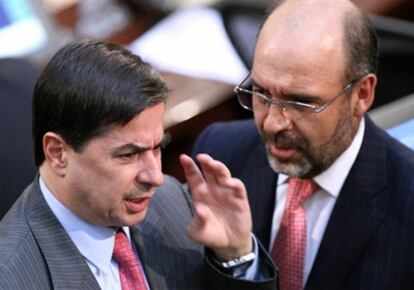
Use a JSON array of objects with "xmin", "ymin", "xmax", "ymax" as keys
[
  {"xmin": 267, "ymin": 152, "xmax": 312, "ymax": 178},
  {"xmin": 126, "ymin": 214, "xmax": 147, "ymax": 227},
  {"xmin": 113, "ymin": 211, "xmax": 148, "ymax": 228}
]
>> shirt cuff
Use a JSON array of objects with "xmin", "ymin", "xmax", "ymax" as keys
[{"xmin": 232, "ymin": 233, "xmax": 260, "ymax": 279}]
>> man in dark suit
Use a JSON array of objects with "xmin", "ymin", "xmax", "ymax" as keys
[
  {"xmin": 193, "ymin": 0, "xmax": 414, "ymax": 289},
  {"xmin": 0, "ymin": 58, "xmax": 38, "ymax": 219},
  {"xmin": 0, "ymin": 40, "xmax": 277, "ymax": 289}
]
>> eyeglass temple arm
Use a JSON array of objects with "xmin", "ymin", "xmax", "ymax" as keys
[{"xmin": 314, "ymin": 82, "xmax": 355, "ymax": 113}]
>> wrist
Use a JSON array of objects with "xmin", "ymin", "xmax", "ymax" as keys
[
  {"xmin": 212, "ymin": 235, "xmax": 253, "ymax": 262},
  {"xmin": 207, "ymin": 237, "xmax": 256, "ymax": 275},
  {"xmin": 217, "ymin": 252, "xmax": 256, "ymax": 269}
]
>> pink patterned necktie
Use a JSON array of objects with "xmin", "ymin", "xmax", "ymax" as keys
[
  {"xmin": 272, "ymin": 177, "xmax": 318, "ymax": 290},
  {"xmin": 113, "ymin": 230, "xmax": 148, "ymax": 290}
]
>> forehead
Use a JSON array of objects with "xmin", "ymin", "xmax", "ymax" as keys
[
  {"xmin": 87, "ymin": 103, "xmax": 165, "ymax": 149},
  {"xmin": 253, "ymin": 2, "xmax": 347, "ymax": 89}
]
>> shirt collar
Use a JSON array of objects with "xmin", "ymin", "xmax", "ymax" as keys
[
  {"xmin": 39, "ymin": 177, "xmax": 131, "ymax": 273},
  {"xmin": 278, "ymin": 118, "xmax": 365, "ymax": 198}
]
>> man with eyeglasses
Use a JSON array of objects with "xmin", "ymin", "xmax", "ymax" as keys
[{"xmin": 192, "ymin": 0, "xmax": 414, "ymax": 289}]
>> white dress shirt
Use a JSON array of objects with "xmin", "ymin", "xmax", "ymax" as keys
[
  {"xmin": 40, "ymin": 178, "xmax": 149, "ymax": 290},
  {"xmin": 270, "ymin": 119, "xmax": 365, "ymax": 285}
]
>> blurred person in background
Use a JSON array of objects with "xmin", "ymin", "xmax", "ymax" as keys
[{"xmin": 0, "ymin": 58, "xmax": 38, "ymax": 219}]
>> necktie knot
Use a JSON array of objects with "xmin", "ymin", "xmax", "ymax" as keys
[
  {"xmin": 113, "ymin": 230, "xmax": 148, "ymax": 290},
  {"xmin": 113, "ymin": 231, "xmax": 138, "ymax": 265},
  {"xmin": 286, "ymin": 177, "xmax": 318, "ymax": 211}
]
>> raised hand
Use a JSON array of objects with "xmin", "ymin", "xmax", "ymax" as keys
[{"xmin": 179, "ymin": 153, "xmax": 253, "ymax": 261}]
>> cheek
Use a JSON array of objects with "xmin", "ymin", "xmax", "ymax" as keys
[
  {"xmin": 311, "ymin": 104, "xmax": 352, "ymax": 148},
  {"xmin": 94, "ymin": 167, "xmax": 136, "ymax": 195},
  {"xmin": 298, "ymin": 116, "xmax": 336, "ymax": 150},
  {"xmin": 254, "ymin": 112, "xmax": 265, "ymax": 131},
  {"xmin": 311, "ymin": 122, "xmax": 331, "ymax": 140},
  {"xmin": 75, "ymin": 173, "xmax": 127, "ymax": 217},
  {"xmin": 68, "ymin": 158, "xmax": 127, "ymax": 198}
]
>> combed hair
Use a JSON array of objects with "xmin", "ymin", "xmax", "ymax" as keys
[{"xmin": 32, "ymin": 39, "xmax": 169, "ymax": 166}]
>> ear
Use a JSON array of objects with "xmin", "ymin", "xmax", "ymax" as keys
[
  {"xmin": 352, "ymin": 73, "xmax": 377, "ymax": 118},
  {"xmin": 43, "ymin": 132, "xmax": 69, "ymax": 177}
]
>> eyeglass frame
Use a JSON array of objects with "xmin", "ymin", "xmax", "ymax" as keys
[{"xmin": 234, "ymin": 73, "xmax": 361, "ymax": 118}]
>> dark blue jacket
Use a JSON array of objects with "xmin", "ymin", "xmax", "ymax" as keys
[{"xmin": 192, "ymin": 117, "xmax": 414, "ymax": 290}]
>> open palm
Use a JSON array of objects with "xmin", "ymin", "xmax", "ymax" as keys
[{"xmin": 180, "ymin": 154, "xmax": 253, "ymax": 261}]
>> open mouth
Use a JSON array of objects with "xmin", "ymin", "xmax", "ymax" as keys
[
  {"xmin": 268, "ymin": 144, "xmax": 299, "ymax": 160},
  {"xmin": 124, "ymin": 197, "xmax": 151, "ymax": 214}
]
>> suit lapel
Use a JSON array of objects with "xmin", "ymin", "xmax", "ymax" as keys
[
  {"xmin": 306, "ymin": 118, "xmax": 388, "ymax": 289},
  {"xmin": 131, "ymin": 185, "xmax": 205, "ymax": 290},
  {"xmin": 27, "ymin": 180, "xmax": 100, "ymax": 290},
  {"xmin": 131, "ymin": 203, "xmax": 169, "ymax": 290},
  {"xmin": 242, "ymin": 141, "xmax": 277, "ymax": 249}
]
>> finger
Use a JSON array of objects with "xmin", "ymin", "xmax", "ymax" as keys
[
  {"xmin": 197, "ymin": 154, "xmax": 233, "ymax": 187},
  {"xmin": 179, "ymin": 154, "xmax": 205, "ymax": 190},
  {"xmin": 197, "ymin": 154, "xmax": 231, "ymax": 178},
  {"xmin": 210, "ymin": 160, "xmax": 233, "ymax": 185},
  {"xmin": 221, "ymin": 178, "xmax": 248, "ymax": 200},
  {"xmin": 197, "ymin": 154, "xmax": 248, "ymax": 203},
  {"xmin": 196, "ymin": 154, "xmax": 218, "ymax": 185}
]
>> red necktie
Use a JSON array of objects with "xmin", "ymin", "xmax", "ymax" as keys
[
  {"xmin": 113, "ymin": 230, "xmax": 148, "ymax": 290},
  {"xmin": 272, "ymin": 177, "xmax": 318, "ymax": 290}
]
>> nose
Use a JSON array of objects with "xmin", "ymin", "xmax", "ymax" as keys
[
  {"xmin": 136, "ymin": 151, "xmax": 164, "ymax": 187},
  {"xmin": 262, "ymin": 105, "xmax": 292, "ymax": 134}
]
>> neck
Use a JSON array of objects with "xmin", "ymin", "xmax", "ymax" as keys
[{"xmin": 39, "ymin": 164, "xmax": 67, "ymax": 207}]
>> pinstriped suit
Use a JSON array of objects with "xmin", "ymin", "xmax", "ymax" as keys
[
  {"xmin": 192, "ymin": 116, "xmax": 414, "ymax": 290},
  {"xmin": 0, "ymin": 175, "xmax": 277, "ymax": 290}
]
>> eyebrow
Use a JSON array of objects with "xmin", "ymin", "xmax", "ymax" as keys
[
  {"xmin": 111, "ymin": 133, "xmax": 171, "ymax": 156},
  {"xmin": 251, "ymin": 79, "xmax": 266, "ymax": 92},
  {"xmin": 251, "ymin": 79, "xmax": 320, "ymax": 102},
  {"xmin": 282, "ymin": 92, "xmax": 320, "ymax": 102}
]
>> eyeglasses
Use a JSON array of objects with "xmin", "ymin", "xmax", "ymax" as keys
[{"xmin": 234, "ymin": 73, "xmax": 359, "ymax": 121}]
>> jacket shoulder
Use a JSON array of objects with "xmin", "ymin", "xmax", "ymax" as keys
[
  {"xmin": 361, "ymin": 118, "xmax": 414, "ymax": 213},
  {"xmin": 0, "ymin": 191, "xmax": 51, "ymax": 289},
  {"xmin": 192, "ymin": 119, "xmax": 262, "ymax": 162},
  {"xmin": 385, "ymin": 136, "xmax": 414, "ymax": 189}
]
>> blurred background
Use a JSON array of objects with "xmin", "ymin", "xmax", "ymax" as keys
[{"xmin": 1, "ymin": 0, "xmax": 413, "ymax": 218}]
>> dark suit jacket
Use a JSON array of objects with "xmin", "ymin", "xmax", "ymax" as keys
[
  {"xmin": 0, "ymin": 58, "xmax": 38, "ymax": 219},
  {"xmin": 0, "ymin": 175, "xmax": 277, "ymax": 290},
  {"xmin": 192, "ymin": 117, "xmax": 414, "ymax": 290}
]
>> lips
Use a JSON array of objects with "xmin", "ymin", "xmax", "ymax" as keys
[
  {"xmin": 268, "ymin": 144, "xmax": 299, "ymax": 160},
  {"xmin": 124, "ymin": 197, "xmax": 151, "ymax": 214}
]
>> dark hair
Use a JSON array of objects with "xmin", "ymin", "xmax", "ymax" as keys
[
  {"xmin": 343, "ymin": 7, "xmax": 379, "ymax": 82},
  {"xmin": 32, "ymin": 39, "xmax": 169, "ymax": 167}
]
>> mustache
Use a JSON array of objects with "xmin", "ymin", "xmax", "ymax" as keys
[{"xmin": 260, "ymin": 131, "xmax": 308, "ymax": 150}]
